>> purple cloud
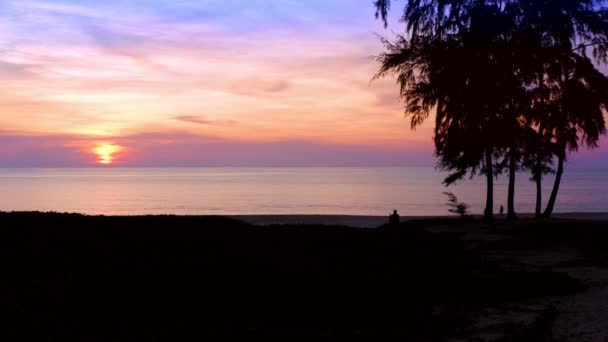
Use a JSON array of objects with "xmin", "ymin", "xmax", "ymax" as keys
[{"xmin": 0, "ymin": 131, "xmax": 436, "ymax": 167}]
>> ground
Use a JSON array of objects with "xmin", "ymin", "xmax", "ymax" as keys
[{"xmin": 1, "ymin": 212, "xmax": 607, "ymax": 341}]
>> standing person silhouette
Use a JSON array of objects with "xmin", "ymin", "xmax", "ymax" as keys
[
  {"xmin": 500, "ymin": 205, "xmax": 504, "ymax": 216},
  {"xmin": 389, "ymin": 210, "xmax": 400, "ymax": 225}
]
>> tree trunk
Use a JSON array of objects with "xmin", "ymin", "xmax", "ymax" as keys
[
  {"xmin": 484, "ymin": 149, "xmax": 494, "ymax": 220},
  {"xmin": 535, "ymin": 156, "xmax": 542, "ymax": 218},
  {"xmin": 543, "ymin": 152, "xmax": 565, "ymax": 218},
  {"xmin": 507, "ymin": 147, "xmax": 517, "ymax": 220},
  {"xmin": 535, "ymin": 69, "xmax": 545, "ymax": 219}
]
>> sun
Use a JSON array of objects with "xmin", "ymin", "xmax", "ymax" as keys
[{"xmin": 92, "ymin": 143, "xmax": 122, "ymax": 165}]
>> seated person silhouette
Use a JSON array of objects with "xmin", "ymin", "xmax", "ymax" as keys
[{"xmin": 389, "ymin": 210, "xmax": 400, "ymax": 225}]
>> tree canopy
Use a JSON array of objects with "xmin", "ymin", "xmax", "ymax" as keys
[{"xmin": 374, "ymin": 0, "xmax": 608, "ymax": 218}]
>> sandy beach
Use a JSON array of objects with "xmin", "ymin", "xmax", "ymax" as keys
[{"xmin": 234, "ymin": 212, "xmax": 608, "ymax": 228}]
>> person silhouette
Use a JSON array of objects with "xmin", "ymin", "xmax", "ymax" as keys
[
  {"xmin": 389, "ymin": 210, "xmax": 400, "ymax": 225},
  {"xmin": 500, "ymin": 205, "xmax": 504, "ymax": 216}
]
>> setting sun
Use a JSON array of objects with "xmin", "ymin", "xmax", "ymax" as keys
[{"xmin": 92, "ymin": 143, "xmax": 122, "ymax": 165}]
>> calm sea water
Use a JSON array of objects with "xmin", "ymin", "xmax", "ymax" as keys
[{"xmin": 0, "ymin": 167, "xmax": 606, "ymax": 216}]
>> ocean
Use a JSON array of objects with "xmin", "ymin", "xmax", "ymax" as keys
[{"xmin": 0, "ymin": 167, "xmax": 606, "ymax": 216}]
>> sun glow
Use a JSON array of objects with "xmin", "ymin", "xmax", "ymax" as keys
[{"xmin": 92, "ymin": 143, "xmax": 122, "ymax": 165}]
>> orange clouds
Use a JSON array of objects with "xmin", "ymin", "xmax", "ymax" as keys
[
  {"xmin": 0, "ymin": 0, "xmax": 441, "ymax": 169},
  {"xmin": 0, "ymin": 1, "xmax": 432, "ymax": 147}
]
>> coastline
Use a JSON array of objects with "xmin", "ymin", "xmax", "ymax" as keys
[
  {"xmin": 233, "ymin": 212, "xmax": 608, "ymax": 227},
  {"xmin": 2, "ymin": 211, "xmax": 607, "ymax": 228}
]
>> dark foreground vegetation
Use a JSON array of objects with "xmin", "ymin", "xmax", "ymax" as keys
[{"xmin": 2, "ymin": 212, "xmax": 607, "ymax": 340}]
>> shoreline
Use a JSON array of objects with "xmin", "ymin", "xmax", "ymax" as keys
[
  {"xmin": 234, "ymin": 213, "xmax": 608, "ymax": 227},
  {"xmin": 3, "ymin": 211, "xmax": 608, "ymax": 228}
]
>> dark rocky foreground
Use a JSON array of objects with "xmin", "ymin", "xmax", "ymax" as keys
[{"xmin": 1, "ymin": 212, "xmax": 607, "ymax": 341}]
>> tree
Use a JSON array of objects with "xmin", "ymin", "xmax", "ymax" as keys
[
  {"xmin": 542, "ymin": 52, "xmax": 608, "ymax": 217},
  {"xmin": 374, "ymin": 0, "xmax": 516, "ymax": 220},
  {"xmin": 375, "ymin": 0, "xmax": 608, "ymax": 219},
  {"xmin": 514, "ymin": 0, "xmax": 608, "ymax": 217},
  {"xmin": 498, "ymin": 89, "xmax": 531, "ymax": 220},
  {"xmin": 443, "ymin": 192, "xmax": 471, "ymax": 217}
]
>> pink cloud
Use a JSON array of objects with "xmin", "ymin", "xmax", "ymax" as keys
[
  {"xmin": 172, "ymin": 115, "xmax": 233, "ymax": 126},
  {"xmin": 0, "ymin": 133, "xmax": 92, "ymax": 167}
]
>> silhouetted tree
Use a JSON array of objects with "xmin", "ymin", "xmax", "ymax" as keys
[
  {"xmin": 514, "ymin": 0, "xmax": 608, "ymax": 217},
  {"xmin": 499, "ymin": 92, "xmax": 532, "ymax": 220},
  {"xmin": 375, "ymin": 0, "xmax": 608, "ymax": 219},
  {"xmin": 493, "ymin": 23, "xmax": 533, "ymax": 221},
  {"xmin": 374, "ymin": 0, "xmax": 516, "ymax": 220},
  {"xmin": 542, "ymin": 53, "xmax": 608, "ymax": 217},
  {"xmin": 443, "ymin": 192, "xmax": 471, "ymax": 217}
]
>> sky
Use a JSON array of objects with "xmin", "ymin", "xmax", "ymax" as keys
[{"xmin": 0, "ymin": 0, "xmax": 606, "ymax": 167}]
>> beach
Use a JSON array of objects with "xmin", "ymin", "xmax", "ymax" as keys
[
  {"xmin": 2, "ymin": 211, "xmax": 608, "ymax": 340},
  {"xmin": 233, "ymin": 212, "xmax": 608, "ymax": 227}
]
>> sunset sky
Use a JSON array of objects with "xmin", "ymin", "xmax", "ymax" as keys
[{"xmin": 0, "ymin": 0, "xmax": 606, "ymax": 167}]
